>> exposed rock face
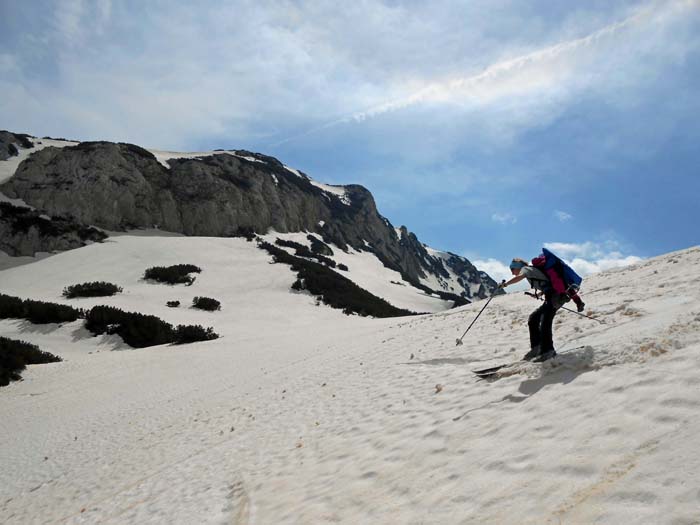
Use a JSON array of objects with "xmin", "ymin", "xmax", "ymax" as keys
[
  {"xmin": 0, "ymin": 202, "xmax": 107, "ymax": 257},
  {"xmin": 0, "ymin": 131, "xmax": 33, "ymax": 161},
  {"xmin": 1, "ymin": 139, "xmax": 500, "ymax": 299}
]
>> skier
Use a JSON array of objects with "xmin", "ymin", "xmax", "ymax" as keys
[{"xmin": 499, "ymin": 258, "xmax": 569, "ymax": 362}]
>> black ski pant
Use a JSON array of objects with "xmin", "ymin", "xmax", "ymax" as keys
[{"xmin": 528, "ymin": 297, "xmax": 557, "ymax": 352}]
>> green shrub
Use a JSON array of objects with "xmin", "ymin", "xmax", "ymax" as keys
[
  {"xmin": 192, "ymin": 296, "xmax": 221, "ymax": 311},
  {"xmin": 275, "ymin": 238, "xmax": 336, "ymax": 267},
  {"xmin": 173, "ymin": 324, "xmax": 219, "ymax": 344},
  {"xmin": 0, "ymin": 293, "xmax": 82, "ymax": 324},
  {"xmin": 307, "ymin": 235, "xmax": 334, "ymax": 256},
  {"xmin": 0, "ymin": 337, "xmax": 61, "ymax": 387},
  {"xmin": 0, "ymin": 293, "xmax": 24, "ymax": 318},
  {"xmin": 166, "ymin": 300, "xmax": 180, "ymax": 308},
  {"xmin": 85, "ymin": 305, "xmax": 218, "ymax": 348},
  {"xmin": 63, "ymin": 281, "xmax": 123, "ymax": 298},
  {"xmin": 85, "ymin": 305, "xmax": 173, "ymax": 348},
  {"xmin": 259, "ymin": 242, "xmax": 418, "ymax": 318},
  {"xmin": 144, "ymin": 264, "xmax": 201, "ymax": 285}
]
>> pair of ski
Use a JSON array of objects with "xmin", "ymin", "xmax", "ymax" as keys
[
  {"xmin": 472, "ymin": 361, "xmax": 521, "ymax": 378},
  {"xmin": 472, "ymin": 347, "xmax": 580, "ymax": 378}
]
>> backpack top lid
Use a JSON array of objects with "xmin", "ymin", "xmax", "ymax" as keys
[{"xmin": 535, "ymin": 247, "xmax": 583, "ymax": 288}]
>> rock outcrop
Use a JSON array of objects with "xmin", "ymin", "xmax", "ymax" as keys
[
  {"xmin": 0, "ymin": 202, "xmax": 107, "ymax": 257},
  {"xmin": 0, "ymin": 138, "xmax": 499, "ymax": 299}
]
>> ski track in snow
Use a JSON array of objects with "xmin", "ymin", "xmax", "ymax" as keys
[{"xmin": 1, "ymin": 240, "xmax": 700, "ymax": 524}]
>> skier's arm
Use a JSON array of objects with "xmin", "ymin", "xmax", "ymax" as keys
[{"xmin": 500, "ymin": 274, "xmax": 526, "ymax": 288}]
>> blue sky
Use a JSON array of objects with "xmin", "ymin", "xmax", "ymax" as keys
[{"xmin": 1, "ymin": 0, "xmax": 699, "ymax": 282}]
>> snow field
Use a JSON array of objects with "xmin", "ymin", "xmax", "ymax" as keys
[{"xmin": 1, "ymin": 240, "xmax": 699, "ymax": 523}]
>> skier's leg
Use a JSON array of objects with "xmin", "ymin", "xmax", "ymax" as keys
[
  {"xmin": 528, "ymin": 305, "xmax": 545, "ymax": 349},
  {"xmin": 539, "ymin": 299, "xmax": 556, "ymax": 351}
]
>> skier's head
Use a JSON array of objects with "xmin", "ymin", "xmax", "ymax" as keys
[{"xmin": 509, "ymin": 258, "xmax": 527, "ymax": 275}]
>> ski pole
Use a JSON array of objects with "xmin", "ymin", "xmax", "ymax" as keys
[
  {"xmin": 456, "ymin": 283, "xmax": 503, "ymax": 346},
  {"xmin": 524, "ymin": 292, "xmax": 605, "ymax": 324}
]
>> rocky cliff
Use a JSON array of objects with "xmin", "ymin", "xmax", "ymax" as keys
[{"xmin": 0, "ymin": 135, "xmax": 499, "ymax": 300}]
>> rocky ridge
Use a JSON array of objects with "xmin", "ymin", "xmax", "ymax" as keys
[{"xmin": 0, "ymin": 132, "xmax": 499, "ymax": 301}]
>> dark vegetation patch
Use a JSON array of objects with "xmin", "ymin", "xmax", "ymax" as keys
[
  {"xmin": 166, "ymin": 300, "xmax": 180, "ymax": 308},
  {"xmin": 0, "ymin": 293, "xmax": 82, "ymax": 324},
  {"xmin": 0, "ymin": 202, "xmax": 107, "ymax": 242},
  {"xmin": 365, "ymin": 245, "xmax": 470, "ymax": 308},
  {"xmin": 259, "ymin": 241, "xmax": 418, "ymax": 318},
  {"xmin": 1, "ymin": 293, "xmax": 217, "ymax": 348},
  {"xmin": 275, "ymin": 238, "xmax": 336, "ymax": 268},
  {"xmin": 85, "ymin": 305, "xmax": 219, "ymax": 347},
  {"xmin": 0, "ymin": 337, "xmax": 61, "ymax": 387},
  {"xmin": 192, "ymin": 296, "xmax": 221, "ymax": 311},
  {"xmin": 63, "ymin": 281, "xmax": 123, "ymax": 298},
  {"xmin": 231, "ymin": 226, "xmax": 256, "ymax": 242},
  {"xmin": 173, "ymin": 324, "xmax": 219, "ymax": 345},
  {"xmin": 144, "ymin": 264, "xmax": 201, "ymax": 285},
  {"xmin": 307, "ymin": 234, "xmax": 334, "ymax": 256}
]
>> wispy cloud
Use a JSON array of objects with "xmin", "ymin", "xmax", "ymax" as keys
[
  {"xmin": 288, "ymin": 0, "xmax": 698, "ymax": 142},
  {"xmin": 554, "ymin": 210, "xmax": 573, "ymax": 222},
  {"xmin": 492, "ymin": 213, "xmax": 517, "ymax": 225}
]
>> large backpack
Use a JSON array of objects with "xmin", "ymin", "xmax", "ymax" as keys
[{"xmin": 531, "ymin": 248, "xmax": 583, "ymax": 295}]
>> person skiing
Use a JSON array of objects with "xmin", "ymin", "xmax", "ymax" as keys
[{"xmin": 499, "ymin": 258, "xmax": 570, "ymax": 362}]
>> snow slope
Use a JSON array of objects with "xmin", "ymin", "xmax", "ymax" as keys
[
  {"xmin": 261, "ymin": 231, "xmax": 453, "ymax": 313},
  {"xmin": 1, "ymin": 237, "xmax": 700, "ymax": 524}
]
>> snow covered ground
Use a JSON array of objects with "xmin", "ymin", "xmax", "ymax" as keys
[{"xmin": 1, "ymin": 238, "xmax": 700, "ymax": 524}]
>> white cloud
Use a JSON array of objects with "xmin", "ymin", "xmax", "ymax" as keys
[
  {"xmin": 473, "ymin": 258, "xmax": 511, "ymax": 284},
  {"xmin": 473, "ymin": 238, "xmax": 645, "ymax": 293},
  {"xmin": 492, "ymin": 213, "xmax": 517, "ymax": 225},
  {"xmin": 544, "ymin": 240, "xmax": 644, "ymax": 277},
  {"xmin": 554, "ymin": 210, "xmax": 573, "ymax": 222}
]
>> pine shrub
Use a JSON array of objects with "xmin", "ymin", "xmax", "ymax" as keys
[
  {"xmin": 63, "ymin": 281, "xmax": 123, "ymax": 298},
  {"xmin": 0, "ymin": 337, "xmax": 61, "ymax": 387},
  {"xmin": 0, "ymin": 293, "xmax": 82, "ymax": 324},
  {"xmin": 85, "ymin": 305, "xmax": 174, "ymax": 348},
  {"xmin": 192, "ymin": 296, "xmax": 221, "ymax": 311},
  {"xmin": 144, "ymin": 264, "xmax": 201, "ymax": 285},
  {"xmin": 259, "ymin": 242, "xmax": 417, "ymax": 317},
  {"xmin": 84, "ymin": 305, "xmax": 217, "ymax": 348},
  {"xmin": 173, "ymin": 324, "xmax": 219, "ymax": 344}
]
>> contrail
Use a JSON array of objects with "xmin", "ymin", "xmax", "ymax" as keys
[{"xmin": 274, "ymin": 0, "xmax": 697, "ymax": 146}]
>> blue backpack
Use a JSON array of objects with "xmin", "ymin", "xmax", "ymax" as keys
[{"xmin": 531, "ymin": 248, "xmax": 583, "ymax": 294}]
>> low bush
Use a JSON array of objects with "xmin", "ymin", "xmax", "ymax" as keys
[
  {"xmin": 63, "ymin": 281, "xmax": 123, "ymax": 298},
  {"xmin": 338, "ymin": 263, "xmax": 349, "ymax": 271},
  {"xmin": 85, "ymin": 305, "xmax": 218, "ymax": 348},
  {"xmin": 166, "ymin": 300, "xmax": 180, "ymax": 308},
  {"xmin": 307, "ymin": 235, "xmax": 334, "ymax": 256},
  {"xmin": 232, "ymin": 226, "xmax": 257, "ymax": 241},
  {"xmin": 173, "ymin": 324, "xmax": 219, "ymax": 344},
  {"xmin": 144, "ymin": 264, "xmax": 201, "ymax": 285},
  {"xmin": 0, "ymin": 293, "xmax": 24, "ymax": 318},
  {"xmin": 0, "ymin": 293, "xmax": 82, "ymax": 324},
  {"xmin": 192, "ymin": 296, "xmax": 221, "ymax": 311},
  {"xmin": 85, "ymin": 305, "xmax": 174, "ymax": 348},
  {"xmin": 0, "ymin": 337, "xmax": 61, "ymax": 387},
  {"xmin": 275, "ymin": 238, "xmax": 336, "ymax": 268},
  {"xmin": 259, "ymin": 242, "xmax": 417, "ymax": 318}
]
